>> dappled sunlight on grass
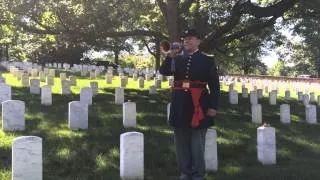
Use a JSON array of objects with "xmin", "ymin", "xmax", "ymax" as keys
[
  {"xmin": 48, "ymin": 129, "xmax": 87, "ymax": 138},
  {"xmin": 277, "ymin": 148, "xmax": 294, "ymax": 158},
  {"xmin": 56, "ymin": 147, "xmax": 73, "ymax": 160},
  {"xmin": 221, "ymin": 163, "xmax": 243, "ymax": 175},
  {"xmin": 0, "ymin": 131, "xmax": 16, "ymax": 149},
  {"xmin": 0, "ymin": 76, "xmax": 320, "ymax": 179},
  {"xmin": 95, "ymin": 154, "xmax": 109, "ymax": 171},
  {"xmin": 281, "ymin": 135, "xmax": 320, "ymax": 151},
  {"xmin": 217, "ymin": 137, "xmax": 236, "ymax": 145},
  {"xmin": 0, "ymin": 170, "xmax": 10, "ymax": 180},
  {"xmin": 291, "ymin": 114, "xmax": 303, "ymax": 122}
]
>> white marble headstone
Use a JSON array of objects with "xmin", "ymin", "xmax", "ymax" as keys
[
  {"xmin": 39, "ymin": 71, "xmax": 46, "ymax": 82},
  {"xmin": 2, "ymin": 100, "xmax": 25, "ymax": 131},
  {"xmin": 0, "ymin": 76, "xmax": 5, "ymax": 84},
  {"xmin": 68, "ymin": 101, "xmax": 88, "ymax": 130},
  {"xmin": 242, "ymin": 87, "xmax": 248, "ymax": 98},
  {"xmin": 12, "ymin": 136, "xmax": 42, "ymax": 180},
  {"xmin": 303, "ymin": 94, "xmax": 309, "ymax": 106},
  {"xmin": 106, "ymin": 73, "xmax": 113, "ymax": 84},
  {"xmin": 21, "ymin": 73, "xmax": 29, "ymax": 87},
  {"xmin": 115, "ymin": 88, "xmax": 125, "ymax": 104},
  {"xmin": 123, "ymin": 102, "xmax": 137, "ymax": 128},
  {"xmin": 61, "ymin": 80, "xmax": 71, "ymax": 95},
  {"xmin": 46, "ymin": 75, "xmax": 54, "ymax": 86},
  {"xmin": 252, "ymin": 104, "xmax": 262, "ymax": 124},
  {"xmin": 149, "ymin": 86, "xmax": 157, "ymax": 95},
  {"xmin": 257, "ymin": 126, "xmax": 276, "ymax": 165},
  {"xmin": 205, "ymin": 128, "xmax": 218, "ymax": 172},
  {"xmin": 229, "ymin": 90, "xmax": 238, "ymax": 104},
  {"xmin": 310, "ymin": 92, "xmax": 315, "ymax": 102},
  {"xmin": 90, "ymin": 81, "xmax": 98, "ymax": 95},
  {"xmin": 306, "ymin": 105, "xmax": 317, "ymax": 124},
  {"xmin": 80, "ymin": 87, "xmax": 92, "ymax": 105},
  {"xmin": 120, "ymin": 132, "xmax": 144, "ymax": 179},
  {"xmin": 250, "ymin": 90, "xmax": 258, "ymax": 105},
  {"xmin": 31, "ymin": 69, "xmax": 38, "ymax": 77},
  {"xmin": 41, "ymin": 85, "xmax": 52, "ymax": 106},
  {"xmin": 269, "ymin": 91, "xmax": 277, "ymax": 105},
  {"xmin": 44, "ymin": 68, "xmax": 49, "ymax": 76},
  {"xmin": 120, "ymin": 77, "xmax": 127, "ymax": 88},
  {"xmin": 280, "ymin": 104, "xmax": 290, "ymax": 124},
  {"xmin": 0, "ymin": 84, "xmax": 11, "ymax": 103},
  {"xmin": 133, "ymin": 73, "xmax": 138, "ymax": 81},
  {"xmin": 30, "ymin": 79, "xmax": 40, "ymax": 94}
]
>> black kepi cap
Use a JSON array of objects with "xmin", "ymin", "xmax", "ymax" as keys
[{"xmin": 182, "ymin": 29, "xmax": 200, "ymax": 39}]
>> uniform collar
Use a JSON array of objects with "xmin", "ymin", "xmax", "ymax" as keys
[{"xmin": 186, "ymin": 49, "xmax": 200, "ymax": 56}]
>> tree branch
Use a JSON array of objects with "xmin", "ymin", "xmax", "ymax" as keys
[
  {"xmin": 155, "ymin": 0, "xmax": 168, "ymax": 20},
  {"xmin": 242, "ymin": 0, "xmax": 300, "ymax": 18},
  {"xmin": 55, "ymin": 10, "xmax": 71, "ymax": 32},
  {"xmin": 17, "ymin": 22, "xmax": 67, "ymax": 35},
  {"xmin": 205, "ymin": 0, "xmax": 244, "ymax": 41},
  {"xmin": 202, "ymin": 0, "xmax": 301, "ymax": 51},
  {"xmin": 100, "ymin": 30, "xmax": 165, "ymax": 39},
  {"xmin": 202, "ymin": 16, "xmax": 278, "ymax": 51},
  {"xmin": 142, "ymin": 39, "xmax": 156, "ymax": 57},
  {"xmin": 180, "ymin": 0, "xmax": 195, "ymax": 13}
]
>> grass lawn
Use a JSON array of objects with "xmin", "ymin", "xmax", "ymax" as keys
[{"xmin": 1, "ymin": 72, "xmax": 320, "ymax": 180}]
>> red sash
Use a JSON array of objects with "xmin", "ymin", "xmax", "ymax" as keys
[{"xmin": 173, "ymin": 80, "xmax": 207, "ymax": 128}]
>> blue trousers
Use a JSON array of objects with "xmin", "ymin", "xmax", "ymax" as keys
[{"xmin": 174, "ymin": 128, "xmax": 207, "ymax": 180}]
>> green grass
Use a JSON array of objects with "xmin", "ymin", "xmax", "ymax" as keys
[{"xmin": 1, "ymin": 73, "xmax": 320, "ymax": 180}]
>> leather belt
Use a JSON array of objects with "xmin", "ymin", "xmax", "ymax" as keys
[{"xmin": 174, "ymin": 81, "xmax": 206, "ymax": 89}]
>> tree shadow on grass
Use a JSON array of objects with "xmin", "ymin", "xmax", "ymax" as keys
[
  {"xmin": 206, "ymin": 91, "xmax": 320, "ymax": 180},
  {"xmin": 1, "ymin": 88, "xmax": 320, "ymax": 180}
]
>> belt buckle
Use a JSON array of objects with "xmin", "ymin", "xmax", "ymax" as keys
[{"xmin": 182, "ymin": 82, "xmax": 190, "ymax": 88}]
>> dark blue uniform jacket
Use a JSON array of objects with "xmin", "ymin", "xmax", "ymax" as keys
[{"xmin": 159, "ymin": 50, "xmax": 220, "ymax": 129}]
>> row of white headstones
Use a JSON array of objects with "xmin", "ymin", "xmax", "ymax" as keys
[
  {"xmin": 3, "ymin": 60, "xmax": 163, "ymax": 83},
  {"xmin": 0, "ymin": 67, "xmax": 171, "ymax": 180},
  {"xmin": 3, "ymin": 87, "xmax": 275, "ymax": 180},
  {"xmin": 7, "ymin": 65, "xmax": 173, "ymax": 95},
  {"xmin": 1, "ymin": 69, "xmax": 286, "ymax": 179},
  {"xmin": 2, "ymin": 60, "xmax": 158, "ymax": 76},
  {"xmin": 227, "ymin": 83, "xmax": 318, "ymax": 124},
  {"xmin": 9, "ymin": 109, "xmax": 275, "ymax": 180}
]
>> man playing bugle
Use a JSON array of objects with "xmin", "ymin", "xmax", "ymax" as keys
[{"xmin": 159, "ymin": 29, "xmax": 220, "ymax": 180}]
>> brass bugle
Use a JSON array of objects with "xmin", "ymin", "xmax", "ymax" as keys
[{"xmin": 160, "ymin": 40, "xmax": 171, "ymax": 53}]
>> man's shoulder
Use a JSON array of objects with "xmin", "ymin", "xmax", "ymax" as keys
[{"xmin": 199, "ymin": 52, "xmax": 215, "ymax": 62}]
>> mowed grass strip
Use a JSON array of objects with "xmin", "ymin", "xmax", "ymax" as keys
[{"xmin": 0, "ymin": 72, "xmax": 320, "ymax": 180}]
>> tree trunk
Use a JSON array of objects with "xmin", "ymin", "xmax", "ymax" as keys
[
  {"xmin": 5, "ymin": 44, "xmax": 9, "ymax": 61},
  {"xmin": 114, "ymin": 50, "xmax": 119, "ymax": 65},
  {"xmin": 155, "ymin": 39, "xmax": 161, "ymax": 70},
  {"xmin": 166, "ymin": 0, "xmax": 180, "ymax": 42},
  {"xmin": 316, "ymin": 57, "xmax": 320, "ymax": 77},
  {"xmin": 243, "ymin": 53, "xmax": 249, "ymax": 74}
]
